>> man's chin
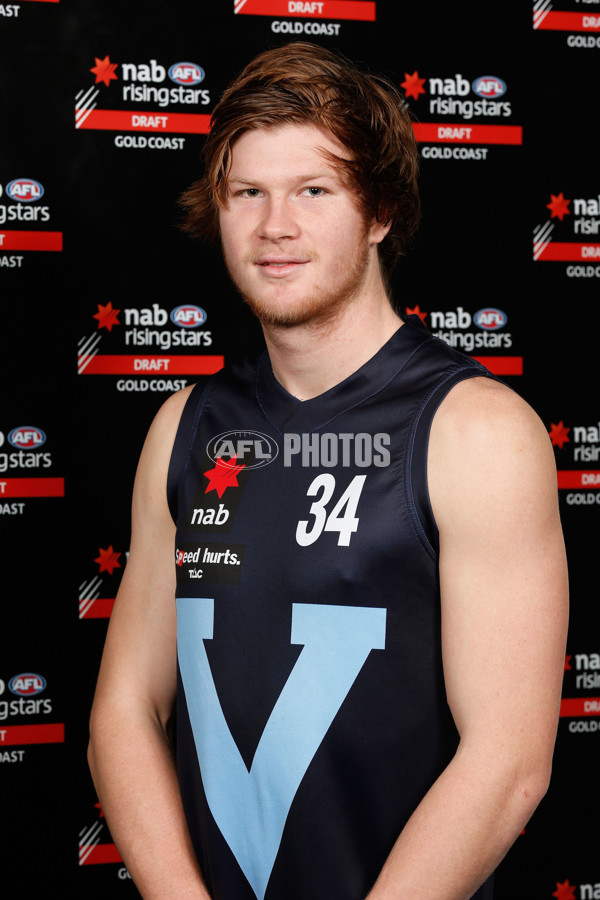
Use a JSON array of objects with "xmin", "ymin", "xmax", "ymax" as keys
[{"xmin": 241, "ymin": 292, "xmax": 349, "ymax": 330}]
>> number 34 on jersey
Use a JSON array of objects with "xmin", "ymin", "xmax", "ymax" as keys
[{"xmin": 296, "ymin": 474, "xmax": 367, "ymax": 547}]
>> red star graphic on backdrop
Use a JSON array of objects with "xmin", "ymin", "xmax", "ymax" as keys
[
  {"xmin": 93, "ymin": 301, "xmax": 121, "ymax": 332},
  {"xmin": 204, "ymin": 455, "xmax": 246, "ymax": 498},
  {"xmin": 553, "ymin": 880, "xmax": 577, "ymax": 900},
  {"xmin": 405, "ymin": 304, "xmax": 428, "ymax": 323},
  {"xmin": 90, "ymin": 55, "xmax": 118, "ymax": 87},
  {"xmin": 546, "ymin": 192, "xmax": 571, "ymax": 221},
  {"xmin": 564, "ymin": 654, "xmax": 572, "ymax": 671},
  {"xmin": 94, "ymin": 545, "xmax": 122, "ymax": 575},
  {"xmin": 94, "ymin": 802, "xmax": 105, "ymax": 818},
  {"xmin": 400, "ymin": 71, "xmax": 427, "ymax": 100},
  {"xmin": 548, "ymin": 421, "xmax": 571, "ymax": 449}
]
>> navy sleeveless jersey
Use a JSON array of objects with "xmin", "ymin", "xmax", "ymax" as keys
[{"xmin": 167, "ymin": 316, "xmax": 496, "ymax": 900}]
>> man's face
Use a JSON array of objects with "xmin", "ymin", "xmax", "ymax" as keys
[{"xmin": 218, "ymin": 123, "xmax": 388, "ymax": 329}]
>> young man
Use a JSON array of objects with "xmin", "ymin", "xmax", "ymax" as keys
[{"xmin": 88, "ymin": 43, "xmax": 568, "ymax": 900}]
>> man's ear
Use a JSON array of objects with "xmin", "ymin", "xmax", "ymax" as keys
[{"xmin": 368, "ymin": 216, "xmax": 392, "ymax": 246}]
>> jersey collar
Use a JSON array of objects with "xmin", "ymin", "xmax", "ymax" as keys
[{"xmin": 255, "ymin": 316, "xmax": 431, "ymax": 434}]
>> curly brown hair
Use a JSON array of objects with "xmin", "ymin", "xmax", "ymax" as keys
[{"xmin": 180, "ymin": 42, "xmax": 420, "ymax": 286}]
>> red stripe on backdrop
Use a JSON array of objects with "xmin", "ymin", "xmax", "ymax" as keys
[
  {"xmin": 80, "ymin": 844, "xmax": 123, "ymax": 865},
  {"xmin": 412, "ymin": 124, "xmax": 523, "ymax": 145},
  {"xmin": 534, "ymin": 242, "xmax": 600, "ymax": 261},
  {"xmin": 473, "ymin": 357, "xmax": 523, "ymax": 375},
  {"xmin": 557, "ymin": 471, "xmax": 600, "ymax": 489},
  {"xmin": 81, "ymin": 355, "xmax": 519, "ymax": 377},
  {"xmin": 535, "ymin": 11, "xmax": 600, "ymax": 31},
  {"xmin": 76, "ymin": 110, "xmax": 212, "ymax": 133},
  {"xmin": 0, "ymin": 231, "xmax": 63, "ymax": 251},
  {"xmin": 79, "ymin": 355, "xmax": 225, "ymax": 375},
  {"xmin": 0, "ymin": 724, "xmax": 65, "ymax": 745},
  {"xmin": 80, "ymin": 598, "xmax": 116, "ymax": 619},
  {"xmin": 560, "ymin": 698, "xmax": 600, "ymax": 717},
  {"xmin": 234, "ymin": 0, "xmax": 375, "ymax": 20},
  {"xmin": 0, "ymin": 478, "xmax": 65, "ymax": 497}
]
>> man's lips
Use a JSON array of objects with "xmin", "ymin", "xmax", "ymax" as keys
[
  {"xmin": 255, "ymin": 256, "xmax": 309, "ymax": 265},
  {"xmin": 253, "ymin": 256, "xmax": 310, "ymax": 276}
]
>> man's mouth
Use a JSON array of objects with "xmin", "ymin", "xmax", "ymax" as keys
[
  {"xmin": 253, "ymin": 256, "xmax": 309, "ymax": 275},
  {"xmin": 255, "ymin": 256, "xmax": 308, "ymax": 265}
]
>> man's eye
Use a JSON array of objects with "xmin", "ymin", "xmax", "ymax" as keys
[
  {"xmin": 243, "ymin": 188, "xmax": 261, "ymax": 197},
  {"xmin": 304, "ymin": 187, "xmax": 325, "ymax": 197}
]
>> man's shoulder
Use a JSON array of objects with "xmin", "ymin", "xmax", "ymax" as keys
[
  {"xmin": 432, "ymin": 376, "xmax": 545, "ymax": 451},
  {"xmin": 429, "ymin": 376, "xmax": 557, "ymax": 529},
  {"xmin": 153, "ymin": 364, "xmax": 242, "ymax": 432},
  {"xmin": 153, "ymin": 383, "xmax": 197, "ymax": 431}
]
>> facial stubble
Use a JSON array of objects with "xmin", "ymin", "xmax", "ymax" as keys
[{"xmin": 223, "ymin": 236, "xmax": 372, "ymax": 331}]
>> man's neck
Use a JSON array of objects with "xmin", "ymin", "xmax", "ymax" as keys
[{"xmin": 262, "ymin": 288, "xmax": 403, "ymax": 401}]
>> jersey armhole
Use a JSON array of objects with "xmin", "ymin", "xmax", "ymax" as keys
[
  {"xmin": 406, "ymin": 366, "xmax": 495, "ymax": 559},
  {"xmin": 166, "ymin": 379, "xmax": 212, "ymax": 524}
]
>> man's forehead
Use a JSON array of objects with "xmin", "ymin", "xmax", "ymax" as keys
[
  {"xmin": 231, "ymin": 123, "xmax": 345, "ymax": 157},
  {"xmin": 226, "ymin": 123, "xmax": 349, "ymax": 181}
]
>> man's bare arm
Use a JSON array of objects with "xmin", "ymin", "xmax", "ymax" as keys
[
  {"xmin": 88, "ymin": 387, "xmax": 211, "ymax": 899},
  {"xmin": 366, "ymin": 378, "xmax": 568, "ymax": 899}
]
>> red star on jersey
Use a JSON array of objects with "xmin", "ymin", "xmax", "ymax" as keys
[
  {"xmin": 94, "ymin": 545, "xmax": 122, "ymax": 575},
  {"xmin": 547, "ymin": 192, "xmax": 571, "ymax": 221},
  {"xmin": 93, "ymin": 301, "xmax": 121, "ymax": 332},
  {"xmin": 204, "ymin": 455, "xmax": 246, "ymax": 498},
  {"xmin": 548, "ymin": 421, "xmax": 571, "ymax": 449},
  {"xmin": 90, "ymin": 55, "xmax": 118, "ymax": 87},
  {"xmin": 400, "ymin": 71, "xmax": 427, "ymax": 101},
  {"xmin": 553, "ymin": 880, "xmax": 577, "ymax": 900},
  {"xmin": 405, "ymin": 304, "xmax": 428, "ymax": 323}
]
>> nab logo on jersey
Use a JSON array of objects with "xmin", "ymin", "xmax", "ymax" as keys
[
  {"xmin": 207, "ymin": 431, "xmax": 279, "ymax": 470},
  {"xmin": 187, "ymin": 444, "xmax": 253, "ymax": 534}
]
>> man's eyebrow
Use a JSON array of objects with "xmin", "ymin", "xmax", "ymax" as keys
[{"xmin": 226, "ymin": 171, "xmax": 337, "ymax": 185}]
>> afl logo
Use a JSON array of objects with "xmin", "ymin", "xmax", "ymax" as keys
[
  {"xmin": 170, "ymin": 305, "xmax": 207, "ymax": 328},
  {"xmin": 9, "ymin": 673, "xmax": 47, "ymax": 696},
  {"xmin": 472, "ymin": 76, "xmax": 506, "ymax": 98},
  {"xmin": 7, "ymin": 178, "xmax": 44, "ymax": 202},
  {"xmin": 8, "ymin": 426, "xmax": 46, "ymax": 448},
  {"xmin": 207, "ymin": 430, "xmax": 279, "ymax": 470},
  {"xmin": 168, "ymin": 62, "xmax": 205, "ymax": 85},
  {"xmin": 474, "ymin": 308, "xmax": 507, "ymax": 331}
]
